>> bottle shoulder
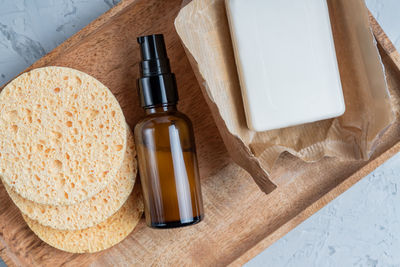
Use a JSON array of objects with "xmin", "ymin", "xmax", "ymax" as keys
[{"xmin": 134, "ymin": 110, "xmax": 193, "ymax": 132}]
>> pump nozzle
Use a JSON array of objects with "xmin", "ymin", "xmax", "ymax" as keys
[
  {"xmin": 137, "ymin": 34, "xmax": 178, "ymax": 107},
  {"xmin": 138, "ymin": 34, "xmax": 171, "ymax": 77}
]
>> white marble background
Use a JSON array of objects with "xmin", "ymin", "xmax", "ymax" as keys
[{"xmin": 0, "ymin": 0, "xmax": 399, "ymax": 266}]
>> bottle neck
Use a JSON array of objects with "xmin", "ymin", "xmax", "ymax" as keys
[{"xmin": 144, "ymin": 104, "xmax": 177, "ymax": 114}]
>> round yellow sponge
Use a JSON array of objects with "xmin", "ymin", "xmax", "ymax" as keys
[
  {"xmin": 0, "ymin": 66, "xmax": 127, "ymax": 205},
  {"xmin": 23, "ymin": 184, "xmax": 143, "ymax": 254},
  {"xmin": 5, "ymin": 128, "xmax": 136, "ymax": 230}
]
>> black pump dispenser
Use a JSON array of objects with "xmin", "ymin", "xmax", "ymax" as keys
[{"xmin": 137, "ymin": 34, "xmax": 178, "ymax": 108}]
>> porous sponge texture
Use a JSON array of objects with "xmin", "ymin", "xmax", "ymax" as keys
[
  {"xmin": 23, "ymin": 184, "xmax": 144, "ymax": 254},
  {"xmin": 5, "ymin": 128, "xmax": 136, "ymax": 230},
  {"xmin": 0, "ymin": 66, "xmax": 127, "ymax": 205}
]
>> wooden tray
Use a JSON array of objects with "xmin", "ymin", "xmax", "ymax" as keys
[{"xmin": 0, "ymin": 1, "xmax": 399, "ymax": 266}]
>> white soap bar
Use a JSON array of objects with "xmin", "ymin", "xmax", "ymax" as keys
[{"xmin": 226, "ymin": 0, "xmax": 345, "ymax": 132}]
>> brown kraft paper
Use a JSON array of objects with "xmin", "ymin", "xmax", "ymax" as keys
[{"xmin": 174, "ymin": 0, "xmax": 395, "ymax": 193}]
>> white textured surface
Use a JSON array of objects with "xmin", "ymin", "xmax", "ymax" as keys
[{"xmin": 0, "ymin": 0, "xmax": 398, "ymax": 266}]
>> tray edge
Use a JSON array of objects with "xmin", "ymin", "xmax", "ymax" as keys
[{"xmin": 231, "ymin": 142, "xmax": 400, "ymax": 266}]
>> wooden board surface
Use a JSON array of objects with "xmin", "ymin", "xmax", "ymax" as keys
[{"xmin": 0, "ymin": 1, "xmax": 399, "ymax": 266}]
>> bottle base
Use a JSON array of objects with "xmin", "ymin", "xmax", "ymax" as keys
[{"xmin": 149, "ymin": 215, "xmax": 204, "ymax": 229}]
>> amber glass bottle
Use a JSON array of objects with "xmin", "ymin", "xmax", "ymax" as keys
[{"xmin": 134, "ymin": 34, "xmax": 204, "ymax": 228}]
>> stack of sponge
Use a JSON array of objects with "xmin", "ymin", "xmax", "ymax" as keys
[{"xmin": 0, "ymin": 67, "xmax": 143, "ymax": 253}]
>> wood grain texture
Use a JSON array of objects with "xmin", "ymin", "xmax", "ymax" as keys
[{"xmin": 0, "ymin": 0, "xmax": 399, "ymax": 266}]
